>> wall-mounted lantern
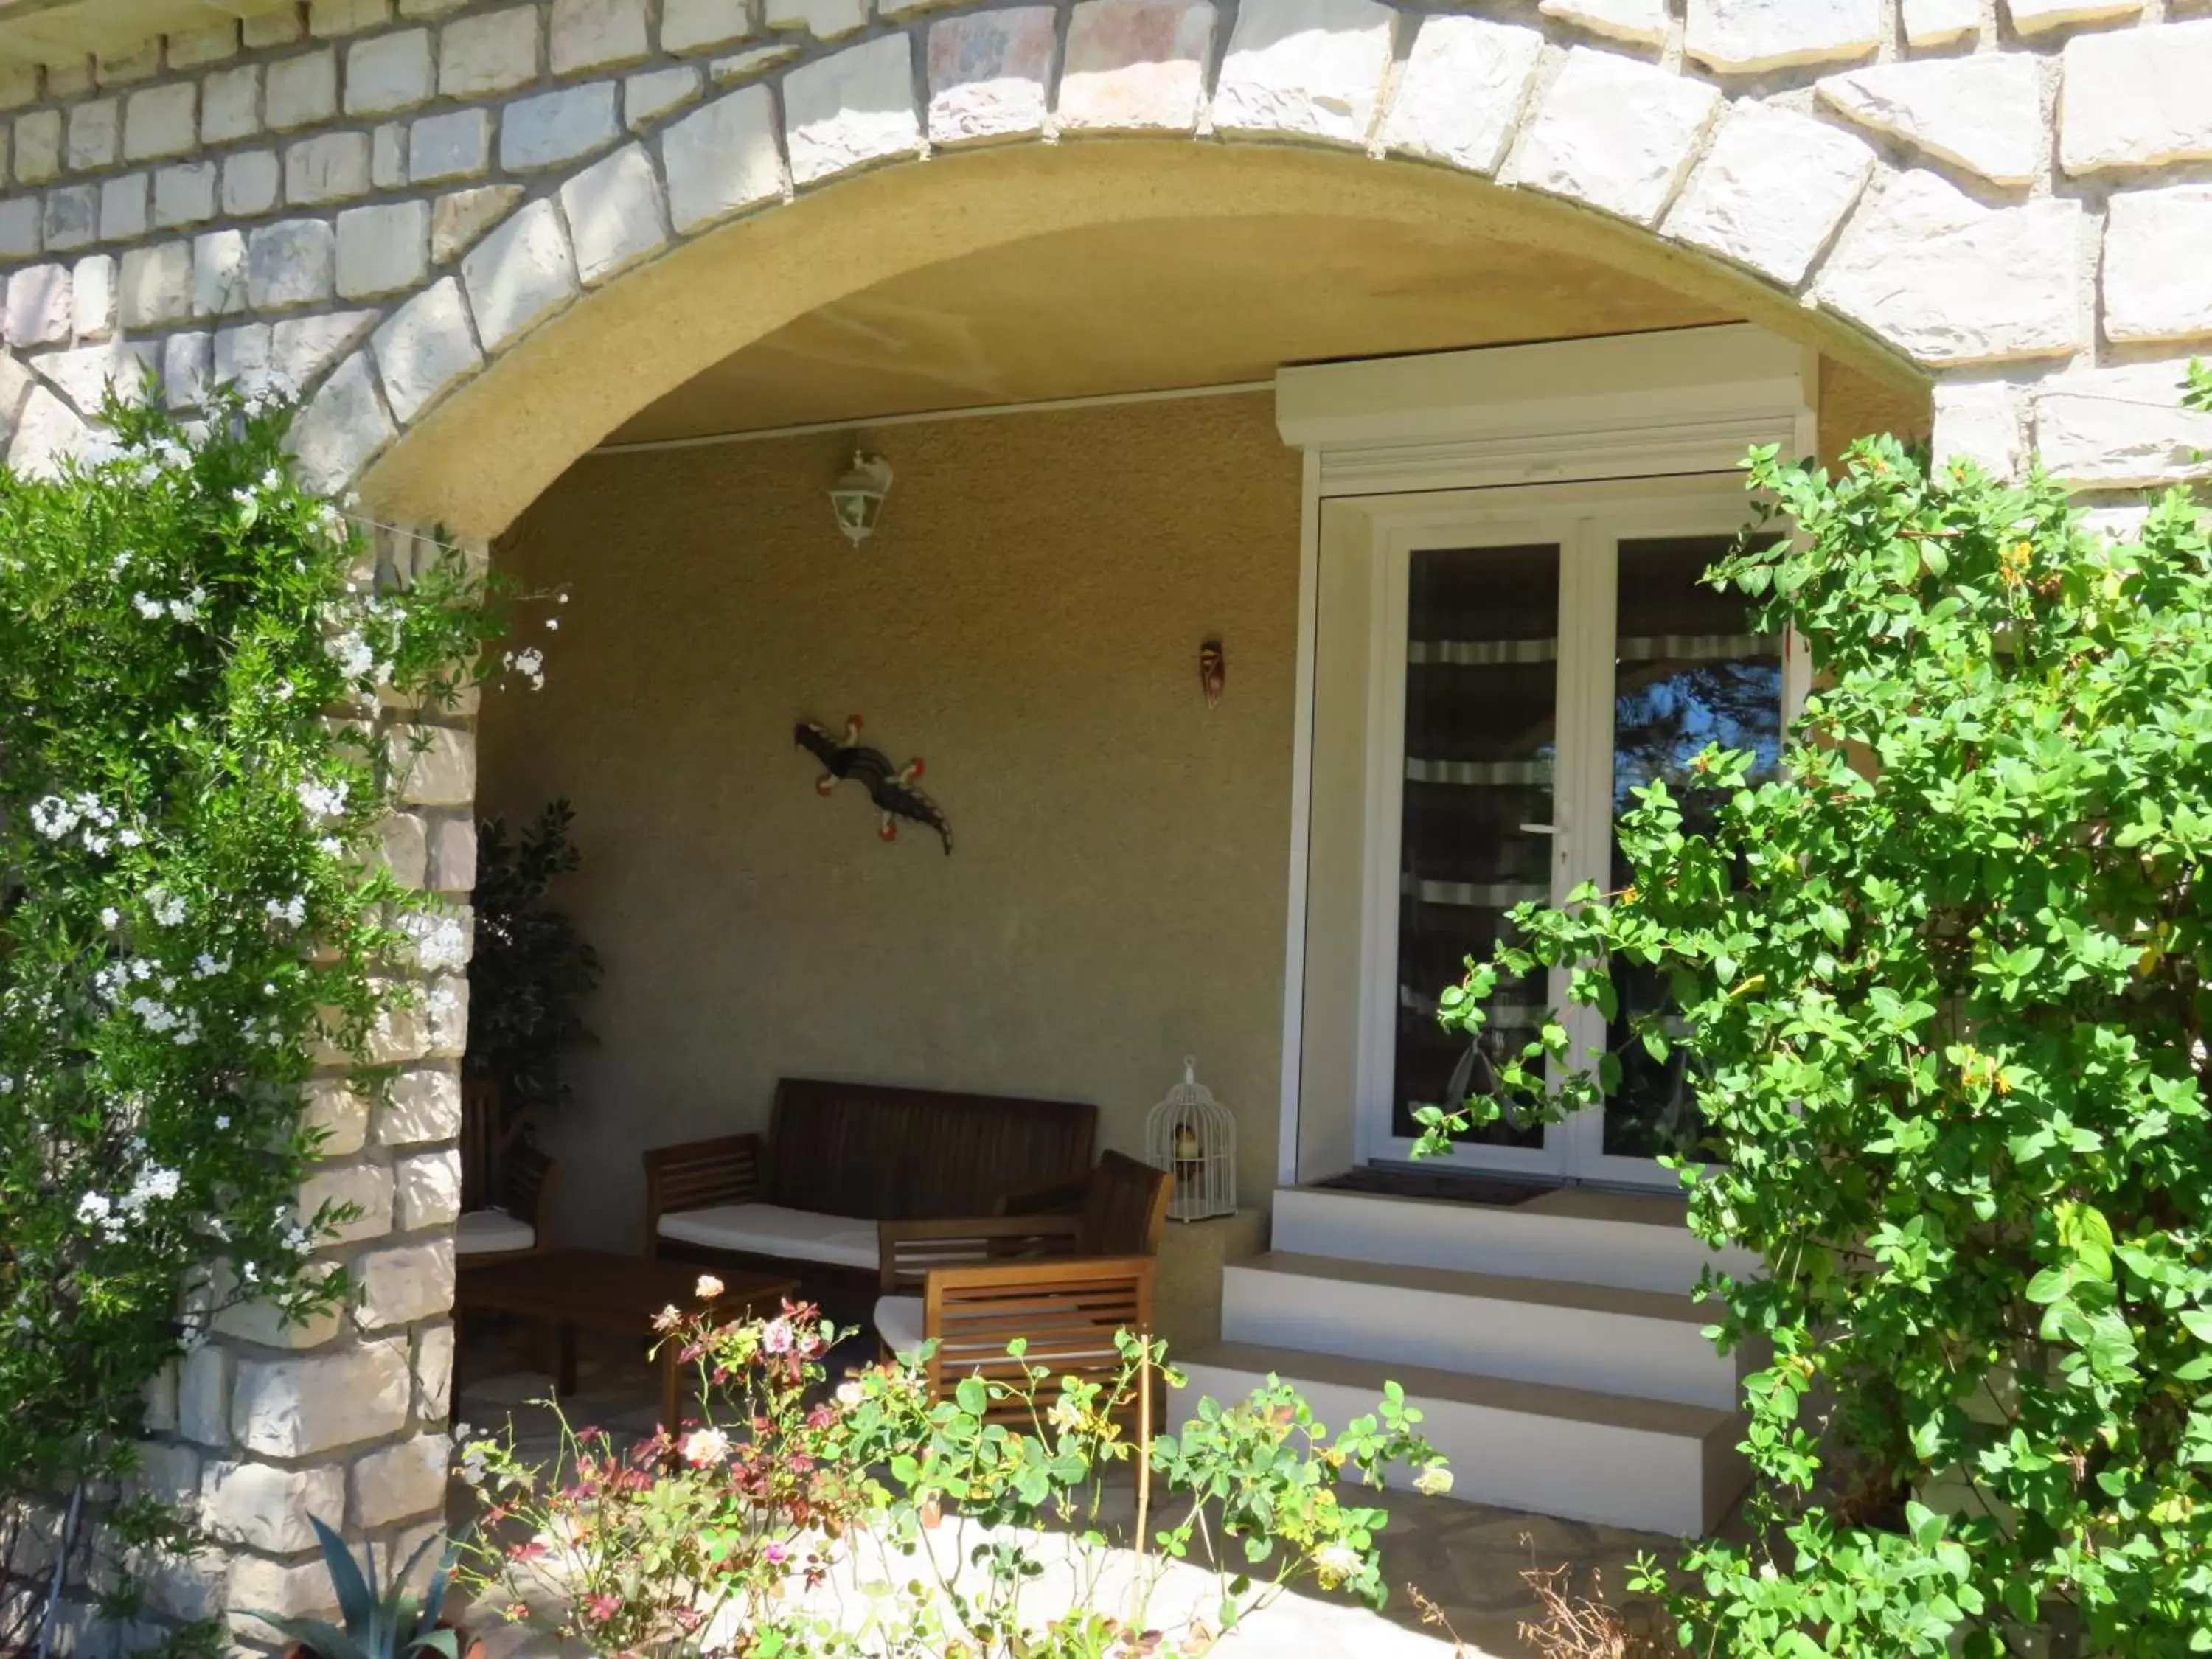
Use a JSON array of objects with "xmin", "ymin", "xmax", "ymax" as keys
[{"xmin": 830, "ymin": 450, "xmax": 894, "ymax": 546}]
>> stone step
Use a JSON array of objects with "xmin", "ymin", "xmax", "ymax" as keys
[{"xmin": 1171, "ymin": 1340, "xmax": 1747, "ymax": 1537}]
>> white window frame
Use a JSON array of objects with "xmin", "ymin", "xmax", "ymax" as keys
[{"xmin": 1273, "ymin": 325, "xmax": 1817, "ymax": 1191}]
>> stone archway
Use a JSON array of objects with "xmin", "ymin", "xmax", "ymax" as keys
[{"xmin": 4, "ymin": 0, "xmax": 2210, "ymax": 1639}]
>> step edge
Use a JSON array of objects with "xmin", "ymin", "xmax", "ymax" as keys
[{"xmin": 1230, "ymin": 1251, "xmax": 1719, "ymax": 1326}]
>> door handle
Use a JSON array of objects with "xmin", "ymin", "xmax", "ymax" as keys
[{"xmin": 1518, "ymin": 823, "xmax": 1559, "ymax": 835}]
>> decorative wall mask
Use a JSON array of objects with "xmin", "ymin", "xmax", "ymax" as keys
[
  {"xmin": 794, "ymin": 715, "xmax": 953, "ymax": 854},
  {"xmin": 1200, "ymin": 638, "xmax": 1225, "ymax": 709}
]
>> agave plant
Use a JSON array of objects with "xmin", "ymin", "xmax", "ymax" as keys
[{"xmin": 251, "ymin": 1517, "xmax": 466, "ymax": 1659}]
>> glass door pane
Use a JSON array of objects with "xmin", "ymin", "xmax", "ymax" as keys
[
  {"xmin": 1391, "ymin": 543, "xmax": 1560, "ymax": 1148},
  {"xmin": 1601, "ymin": 535, "xmax": 1783, "ymax": 1162}
]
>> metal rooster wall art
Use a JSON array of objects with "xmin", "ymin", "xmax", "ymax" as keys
[{"xmin": 793, "ymin": 715, "xmax": 954, "ymax": 855}]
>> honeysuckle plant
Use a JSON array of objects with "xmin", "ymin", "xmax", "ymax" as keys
[
  {"xmin": 0, "ymin": 389, "xmax": 507, "ymax": 1651},
  {"xmin": 1416, "ymin": 371, "xmax": 2212, "ymax": 1655},
  {"xmin": 457, "ymin": 1290, "xmax": 1446, "ymax": 1658}
]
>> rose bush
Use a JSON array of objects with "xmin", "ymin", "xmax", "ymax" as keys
[{"xmin": 457, "ymin": 1287, "xmax": 1444, "ymax": 1658}]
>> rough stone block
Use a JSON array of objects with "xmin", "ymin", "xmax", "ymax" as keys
[
  {"xmin": 202, "ymin": 64, "xmax": 260, "ymax": 145},
  {"xmin": 2034, "ymin": 364, "xmax": 2212, "ymax": 487},
  {"xmin": 99, "ymin": 40, "xmax": 162, "ymax": 84},
  {"xmin": 1686, "ymin": 0, "xmax": 1879, "ymax": 74},
  {"xmin": 1816, "ymin": 55, "xmax": 2045, "ymax": 189},
  {"xmin": 131, "ymin": 1441, "xmax": 200, "ymax": 1510},
  {"xmin": 124, "ymin": 83, "xmax": 197, "ymax": 159},
  {"xmin": 559, "ymin": 139, "xmax": 667, "ymax": 282},
  {"xmin": 378, "ymin": 1065, "xmax": 461, "ymax": 1145},
  {"xmin": 232, "ymin": 1337, "xmax": 411, "ymax": 1457},
  {"xmin": 413, "ymin": 1322, "xmax": 455, "ymax": 1419},
  {"xmin": 784, "ymin": 36, "xmax": 919, "ymax": 187},
  {"xmin": 34, "ymin": 341, "xmax": 157, "ymax": 416},
  {"xmin": 926, "ymin": 8, "xmax": 1052, "ymax": 146},
  {"xmin": 201, "ymin": 1460, "xmax": 346, "ymax": 1552},
  {"xmin": 1378, "ymin": 14, "xmax": 1543, "ymax": 177},
  {"xmin": 337, "ymin": 198, "xmax": 430, "ymax": 298},
  {"xmin": 766, "ymin": 0, "xmax": 869, "ymax": 34},
  {"xmin": 227, "ymin": 1554, "xmax": 341, "ymax": 1644},
  {"xmin": 248, "ymin": 219, "xmax": 337, "ymax": 310},
  {"xmin": 661, "ymin": 84, "xmax": 781, "ymax": 229},
  {"xmin": 410, "ymin": 107, "xmax": 491, "ymax": 181},
  {"xmin": 373, "ymin": 122, "xmax": 405, "ymax": 187},
  {"xmin": 0, "ymin": 64, "xmax": 34, "ymax": 110},
  {"xmin": 305, "ymin": 1078, "xmax": 372, "ymax": 1158},
  {"xmin": 1666, "ymin": 99, "xmax": 1873, "ymax": 287},
  {"xmin": 352, "ymin": 1433, "xmax": 451, "ymax": 1527},
  {"xmin": 394, "ymin": 1149, "xmax": 462, "ymax": 1231},
  {"xmin": 101, "ymin": 173, "xmax": 150, "ymax": 240},
  {"xmin": 625, "ymin": 65, "xmax": 702, "ymax": 129},
  {"xmin": 286, "ymin": 350, "xmax": 395, "ymax": 493},
  {"xmin": 169, "ymin": 21, "xmax": 241, "ymax": 68},
  {"xmin": 9, "ymin": 386, "xmax": 90, "ymax": 479},
  {"xmin": 15, "ymin": 109, "xmax": 60, "ymax": 183},
  {"xmin": 1212, "ymin": 0, "xmax": 1394, "ymax": 145},
  {"xmin": 355, "ymin": 1237, "xmax": 456, "ymax": 1329},
  {"xmin": 440, "ymin": 6, "xmax": 540, "ymax": 99},
  {"xmin": 2060, "ymin": 21, "xmax": 2212, "ymax": 175},
  {"xmin": 1930, "ymin": 381, "xmax": 2023, "ymax": 481},
  {"xmin": 273, "ymin": 309, "xmax": 379, "ymax": 390},
  {"xmin": 243, "ymin": 6, "xmax": 307, "ymax": 49},
  {"xmin": 431, "ymin": 183, "xmax": 521, "ymax": 260},
  {"xmin": 2104, "ymin": 183, "xmax": 2212, "ymax": 344},
  {"xmin": 223, "ymin": 149, "xmax": 281, "ymax": 215},
  {"xmin": 428, "ymin": 817, "xmax": 476, "ymax": 891},
  {"xmin": 1538, "ymin": 0, "xmax": 1666, "ymax": 45},
  {"xmin": 142, "ymin": 1362, "xmax": 180, "ymax": 1435},
  {"xmin": 42, "ymin": 187, "xmax": 99, "ymax": 253},
  {"xmin": 553, "ymin": 0, "xmax": 650, "ymax": 73},
  {"xmin": 312, "ymin": 0, "xmax": 394, "ymax": 34},
  {"xmin": 153, "ymin": 161, "xmax": 218, "ymax": 228},
  {"xmin": 0, "ymin": 197, "xmax": 40, "ymax": 258},
  {"xmin": 460, "ymin": 196, "xmax": 575, "ymax": 347},
  {"xmin": 2013, "ymin": 0, "xmax": 2141, "ymax": 33},
  {"xmin": 299, "ymin": 1158, "xmax": 394, "ymax": 1245},
  {"xmin": 72, "ymin": 254, "xmax": 115, "ymax": 338},
  {"xmin": 503, "ymin": 81, "xmax": 620, "ymax": 170},
  {"xmin": 178, "ymin": 1342, "xmax": 230, "ymax": 1445},
  {"xmin": 347, "ymin": 28, "xmax": 435, "ymax": 114},
  {"xmin": 1813, "ymin": 170, "xmax": 2082, "ymax": 364},
  {"xmin": 1902, "ymin": 0, "xmax": 1978, "ymax": 46},
  {"xmin": 7, "ymin": 263, "xmax": 72, "ymax": 348},
  {"xmin": 192, "ymin": 228, "xmax": 248, "ymax": 317},
  {"xmin": 67, "ymin": 98, "xmax": 120, "ymax": 170},
  {"xmin": 395, "ymin": 723, "xmax": 475, "ymax": 804},
  {"xmin": 660, "ymin": 0, "xmax": 751, "ymax": 52},
  {"xmin": 267, "ymin": 47, "xmax": 339, "ymax": 129},
  {"xmin": 372, "ymin": 276, "xmax": 481, "ymax": 421},
  {"xmin": 120, "ymin": 241, "xmax": 192, "ymax": 327},
  {"xmin": 1505, "ymin": 46, "xmax": 1721, "ymax": 226},
  {"xmin": 285, "ymin": 131, "xmax": 372, "ymax": 204}
]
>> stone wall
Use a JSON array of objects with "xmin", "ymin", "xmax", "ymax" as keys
[{"xmin": 0, "ymin": 0, "xmax": 2206, "ymax": 1646}]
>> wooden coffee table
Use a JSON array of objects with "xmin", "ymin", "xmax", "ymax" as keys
[{"xmin": 456, "ymin": 1248, "xmax": 799, "ymax": 1432}]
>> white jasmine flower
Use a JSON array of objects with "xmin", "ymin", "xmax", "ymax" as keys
[
  {"xmin": 401, "ymin": 914, "xmax": 468, "ymax": 974},
  {"xmin": 545, "ymin": 618, "xmax": 559, "ymax": 630},
  {"xmin": 214, "ymin": 1115, "xmax": 230, "ymax": 1130},
  {"xmin": 117, "ymin": 829, "xmax": 142, "ymax": 848},
  {"xmin": 147, "ymin": 887, "xmax": 186, "ymax": 926},
  {"xmin": 133, "ymin": 593, "xmax": 163, "ymax": 619},
  {"xmin": 326, "ymin": 630, "xmax": 375, "ymax": 680},
  {"xmin": 100, "ymin": 908, "xmax": 119, "ymax": 928},
  {"xmin": 296, "ymin": 779, "xmax": 349, "ymax": 820}
]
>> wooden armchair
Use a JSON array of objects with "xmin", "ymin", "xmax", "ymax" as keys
[
  {"xmin": 1002, "ymin": 1150, "xmax": 1173, "ymax": 1257},
  {"xmin": 456, "ymin": 1140, "xmax": 557, "ymax": 1265},
  {"xmin": 913, "ymin": 1256, "xmax": 1157, "ymax": 1430}
]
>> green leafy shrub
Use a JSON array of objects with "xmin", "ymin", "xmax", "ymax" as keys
[
  {"xmin": 457, "ymin": 1291, "xmax": 1444, "ymax": 1658},
  {"xmin": 464, "ymin": 799, "xmax": 601, "ymax": 1124},
  {"xmin": 0, "ymin": 392, "xmax": 501, "ymax": 1644},
  {"xmin": 1418, "ymin": 395, "xmax": 2212, "ymax": 1653}
]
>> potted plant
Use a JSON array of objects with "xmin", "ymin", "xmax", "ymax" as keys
[{"xmin": 250, "ymin": 1517, "xmax": 481, "ymax": 1659}]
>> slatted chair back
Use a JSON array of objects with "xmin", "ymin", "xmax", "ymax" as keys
[
  {"xmin": 641, "ymin": 1133, "xmax": 764, "ymax": 1251},
  {"xmin": 922, "ymin": 1256, "xmax": 1155, "ymax": 1427},
  {"xmin": 878, "ymin": 1214, "xmax": 1086, "ymax": 1295},
  {"xmin": 765, "ymin": 1079, "xmax": 1096, "ymax": 1220},
  {"xmin": 460, "ymin": 1076, "xmax": 502, "ymax": 1212},
  {"xmin": 502, "ymin": 1141, "xmax": 557, "ymax": 1232},
  {"xmin": 1079, "ymin": 1151, "xmax": 1173, "ymax": 1257}
]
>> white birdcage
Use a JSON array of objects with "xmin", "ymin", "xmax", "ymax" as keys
[{"xmin": 1145, "ymin": 1057, "xmax": 1237, "ymax": 1222}]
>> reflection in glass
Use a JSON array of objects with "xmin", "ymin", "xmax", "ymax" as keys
[
  {"xmin": 1603, "ymin": 536, "xmax": 1782, "ymax": 1160},
  {"xmin": 1391, "ymin": 546, "xmax": 1559, "ymax": 1147}
]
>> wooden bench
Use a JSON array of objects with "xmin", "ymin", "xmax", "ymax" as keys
[{"xmin": 642, "ymin": 1077, "xmax": 1098, "ymax": 1290}]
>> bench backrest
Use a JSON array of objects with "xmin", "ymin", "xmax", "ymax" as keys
[{"xmin": 765, "ymin": 1077, "xmax": 1096, "ymax": 1220}]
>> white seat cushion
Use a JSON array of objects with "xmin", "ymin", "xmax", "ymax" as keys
[
  {"xmin": 456, "ymin": 1208, "xmax": 536, "ymax": 1256},
  {"xmin": 655, "ymin": 1203, "xmax": 880, "ymax": 1271},
  {"xmin": 874, "ymin": 1295, "xmax": 925, "ymax": 1359}
]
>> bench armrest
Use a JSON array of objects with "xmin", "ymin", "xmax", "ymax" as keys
[
  {"xmin": 877, "ymin": 1213, "xmax": 1083, "ymax": 1295},
  {"xmin": 997, "ymin": 1175, "xmax": 1091, "ymax": 1218},
  {"xmin": 642, "ymin": 1133, "xmax": 764, "ymax": 1253}
]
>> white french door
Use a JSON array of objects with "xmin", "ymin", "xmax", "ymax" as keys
[{"xmin": 1344, "ymin": 479, "xmax": 1795, "ymax": 1189}]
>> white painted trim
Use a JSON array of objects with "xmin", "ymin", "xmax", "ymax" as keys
[
  {"xmin": 590, "ymin": 378, "xmax": 1275, "ymax": 455},
  {"xmin": 1276, "ymin": 448, "xmax": 1324, "ymax": 1189}
]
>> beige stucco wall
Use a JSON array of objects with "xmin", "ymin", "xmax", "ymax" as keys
[{"xmin": 480, "ymin": 391, "xmax": 1302, "ymax": 1248}]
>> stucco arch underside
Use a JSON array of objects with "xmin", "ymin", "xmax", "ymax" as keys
[{"xmin": 371, "ymin": 139, "xmax": 1921, "ymax": 538}]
